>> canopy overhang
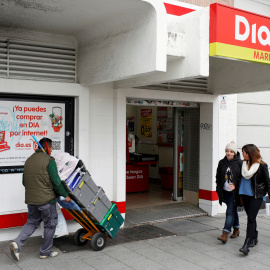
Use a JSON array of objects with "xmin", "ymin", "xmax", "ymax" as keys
[{"xmin": 1, "ymin": 1, "xmax": 270, "ymax": 94}]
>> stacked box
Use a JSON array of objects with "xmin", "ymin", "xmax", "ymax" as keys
[
  {"xmin": 83, "ymin": 187, "xmax": 112, "ymax": 223},
  {"xmin": 97, "ymin": 203, "xmax": 124, "ymax": 238},
  {"xmin": 62, "ymin": 172, "xmax": 112, "ymax": 222},
  {"xmin": 62, "ymin": 172, "xmax": 98, "ymax": 209}
]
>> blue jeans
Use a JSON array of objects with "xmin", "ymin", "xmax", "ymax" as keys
[{"xmin": 223, "ymin": 190, "xmax": 239, "ymax": 233}]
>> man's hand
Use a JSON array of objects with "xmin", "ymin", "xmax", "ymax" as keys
[
  {"xmin": 65, "ymin": 196, "xmax": 71, "ymax": 202},
  {"xmin": 229, "ymin": 183, "xmax": 235, "ymax": 191}
]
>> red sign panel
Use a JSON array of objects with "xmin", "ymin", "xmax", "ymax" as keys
[
  {"xmin": 126, "ymin": 164, "xmax": 149, "ymax": 193},
  {"xmin": 210, "ymin": 3, "xmax": 270, "ymax": 64}
]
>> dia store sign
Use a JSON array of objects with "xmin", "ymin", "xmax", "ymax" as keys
[{"xmin": 210, "ymin": 3, "xmax": 270, "ymax": 64}]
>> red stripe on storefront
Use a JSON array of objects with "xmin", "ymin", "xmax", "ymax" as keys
[
  {"xmin": 199, "ymin": 189, "xmax": 219, "ymax": 201},
  {"xmin": 164, "ymin": 3, "xmax": 195, "ymax": 16},
  {"xmin": 0, "ymin": 212, "xmax": 28, "ymax": 229},
  {"xmin": 0, "ymin": 210, "xmax": 73, "ymax": 229},
  {"xmin": 0, "ymin": 201, "xmax": 126, "ymax": 229},
  {"xmin": 112, "ymin": 201, "xmax": 126, "ymax": 213}
]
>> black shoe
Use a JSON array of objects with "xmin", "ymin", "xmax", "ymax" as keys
[
  {"xmin": 239, "ymin": 238, "xmax": 251, "ymax": 255},
  {"xmin": 249, "ymin": 232, "xmax": 258, "ymax": 248}
]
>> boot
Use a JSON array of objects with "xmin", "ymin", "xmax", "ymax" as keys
[
  {"xmin": 230, "ymin": 228, "xmax": 240, "ymax": 238},
  {"xmin": 249, "ymin": 231, "xmax": 258, "ymax": 248},
  {"xmin": 218, "ymin": 231, "xmax": 229, "ymax": 244},
  {"xmin": 239, "ymin": 238, "xmax": 252, "ymax": 255}
]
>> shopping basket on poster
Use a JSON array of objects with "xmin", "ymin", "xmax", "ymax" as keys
[{"xmin": 49, "ymin": 106, "xmax": 63, "ymax": 132}]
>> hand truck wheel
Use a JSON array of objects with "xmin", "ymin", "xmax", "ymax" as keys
[
  {"xmin": 91, "ymin": 232, "xmax": 107, "ymax": 251},
  {"xmin": 74, "ymin": 228, "xmax": 88, "ymax": 246}
]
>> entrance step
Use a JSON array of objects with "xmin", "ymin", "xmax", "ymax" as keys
[{"xmin": 125, "ymin": 202, "xmax": 207, "ymax": 227}]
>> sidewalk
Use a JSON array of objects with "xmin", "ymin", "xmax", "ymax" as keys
[{"xmin": 1, "ymin": 209, "xmax": 270, "ymax": 270}]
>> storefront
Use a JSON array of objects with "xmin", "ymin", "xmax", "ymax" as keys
[{"xmin": 1, "ymin": 0, "xmax": 270, "ymax": 240}]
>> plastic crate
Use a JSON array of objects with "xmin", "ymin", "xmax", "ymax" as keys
[
  {"xmin": 62, "ymin": 172, "xmax": 99, "ymax": 209},
  {"xmin": 97, "ymin": 203, "xmax": 124, "ymax": 238},
  {"xmin": 83, "ymin": 187, "xmax": 112, "ymax": 223}
]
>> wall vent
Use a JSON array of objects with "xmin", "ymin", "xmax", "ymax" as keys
[
  {"xmin": 136, "ymin": 77, "xmax": 208, "ymax": 93},
  {"xmin": 0, "ymin": 39, "xmax": 76, "ymax": 83},
  {"xmin": 0, "ymin": 39, "xmax": 8, "ymax": 77}
]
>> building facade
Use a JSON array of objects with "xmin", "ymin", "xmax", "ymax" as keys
[{"xmin": 1, "ymin": 0, "xmax": 270, "ymax": 241}]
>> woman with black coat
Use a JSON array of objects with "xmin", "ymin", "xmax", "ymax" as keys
[
  {"xmin": 216, "ymin": 141, "xmax": 242, "ymax": 244},
  {"xmin": 239, "ymin": 144, "xmax": 270, "ymax": 255}
]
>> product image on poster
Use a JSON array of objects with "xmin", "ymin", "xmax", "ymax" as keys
[
  {"xmin": 0, "ymin": 100, "xmax": 65, "ymax": 171},
  {"xmin": 0, "ymin": 131, "xmax": 10, "ymax": 152},
  {"xmin": 50, "ymin": 107, "xmax": 63, "ymax": 132}
]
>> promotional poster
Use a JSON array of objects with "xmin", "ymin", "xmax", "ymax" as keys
[{"xmin": 0, "ymin": 100, "xmax": 65, "ymax": 173}]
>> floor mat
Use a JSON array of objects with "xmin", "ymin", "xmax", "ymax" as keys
[{"xmin": 124, "ymin": 202, "xmax": 207, "ymax": 227}]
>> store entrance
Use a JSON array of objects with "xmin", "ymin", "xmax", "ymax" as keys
[{"xmin": 126, "ymin": 103, "xmax": 200, "ymax": 211}]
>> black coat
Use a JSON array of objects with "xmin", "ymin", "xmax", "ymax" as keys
[
  {"xmin": 247, "ymin": 163, "xmax": 270, "ymax": 199},
  {"xmin": 216, "ymin": 154, "xmax": 242, "ymax": 206}
]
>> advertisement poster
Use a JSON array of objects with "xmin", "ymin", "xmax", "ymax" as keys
[
  {"xmin": 0, "ymin": 100, "xmax": 65, "ymax": 173},
  {"xmin": 140, "ymin": 109, "xmax": 152, "ymax": 138},
  {"xmin": 157, "ymin": 119, "xmax": 173, "ymax": 131},
  {"xmin": 157, "ymin": 107, "xmax": 167, "ymax": 119},
  {"xmin": 157, "ymin": 131, "xmax": 173, "ymax": 143}
]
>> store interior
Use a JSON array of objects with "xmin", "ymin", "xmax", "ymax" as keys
[{"xmin": 126, "ymin": 103, "xmax": 185, "ymax": 210}]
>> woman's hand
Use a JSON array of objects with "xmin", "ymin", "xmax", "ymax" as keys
[{"xmin": 229, "ymin": 183, "xmax": 235, "ymax": 191}]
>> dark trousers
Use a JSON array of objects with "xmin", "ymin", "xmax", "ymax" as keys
[
  {"xmin": 14, "ymin": 203, "xmax": 58, "ymax": 256},
  {"xmin": 242, "ymin": 195, "xmax": 263, "ymax": 239}
]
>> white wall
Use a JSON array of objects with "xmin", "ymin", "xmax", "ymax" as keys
[
  {"xmin": 217, "ymin": 95, "xmax": 238, "ymax": 214},
  {"xmin": 77, "ymin": 1, "xmax": 167, "ymax": 85},
  {"xmin": 199, "ymin": 95, "xmax": 237, "ymax": 216},
  {"xmin": 88, "ymin": 83, "xmax": 115, "ymax": 201},
  {"xmin": 199, "ymin": 102, "xmax": 217, "ymax": 215},
  {"xmin": 237, "ymin": 91, "xmax": 270, "ymax": 167},
  {"xmin": 218, "ymin": 95, "xmax": 238, "ymax": 157}
]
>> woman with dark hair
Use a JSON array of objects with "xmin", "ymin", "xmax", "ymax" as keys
[
  {"xmin": 216, "ymin": 141, "xmax": 242, "ymax": 244},
  {"xmin": 239, "ymin": 144, "xmax": 270, "ymax": 255}
]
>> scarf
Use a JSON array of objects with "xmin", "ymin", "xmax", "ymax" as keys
[{"xmin": 241, "ymin": 161, "xmax": 260, "ymax": 179}]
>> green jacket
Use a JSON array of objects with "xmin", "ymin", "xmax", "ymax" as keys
[{"xmin": 23, "ymin": 149, "xmax": 68, "ymax": 205}]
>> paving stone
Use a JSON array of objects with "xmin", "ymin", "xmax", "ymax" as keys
[
  {"xmin": 154, "ymin": 219, "xmax": 215, "ymax": 235},
  {"xmin": 136, "ymin": 224, "xmax": 176, "ymax": 237},
  {"xmin": 159, "ymin": 257, "xmax": 207, "ymax": 270}
]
